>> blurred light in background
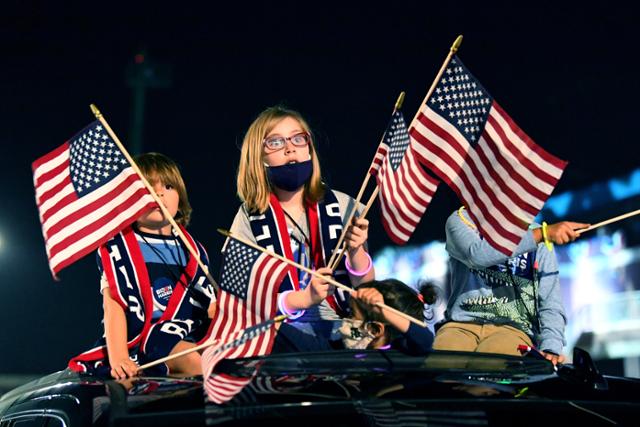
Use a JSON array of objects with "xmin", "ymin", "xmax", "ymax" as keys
[{"xmin": 540, "ymin": 167, "xmax": 640, "ymax": 221}]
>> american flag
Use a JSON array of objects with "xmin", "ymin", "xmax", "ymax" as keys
[
  {"xmin": 375, "ymin": 111, "xmax": 440, "ymax": 244},
  {"xmin": 203, "ymin": 317, "xmax": 280, "ymax": 403},
  {"xmin": 32, "ymin": 121, "xmax": 156, "ymax": 277},
  {"xmin": 203, "ymin": 238, "xmax": 288, "ymax": 403},
  {"xmin": 409, "ymin": 56, "xmax": 567, "ymax": 255}
]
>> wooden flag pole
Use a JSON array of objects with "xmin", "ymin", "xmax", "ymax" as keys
[
  {"xmin": 408, "ymin": 35, "xmax": 463, "ymax": 129},
  {"xmin": 326, "ymin": 92, "xmax": 406, "ymax": 269},
  {"xmin": 328, "ymin": 35, "xmax": 463, "ymax": 271},
  {"xmin": 219, "ymin": 229, "xmax": 426, "ymax": 327},
  {"xmin": 137, "ymin": 339, "xmax": 221, "ymax": 371},
  {"xmin": 577, "ymin": 208, "xmax": 640, "ymax": 234},
  {"xmin": 90, "ymin": 104, "xmax": 219, "ymax": 293},
  {"xmin": 137, "ymin": 314, "xmax": 289, "ymax": 371},
  {"xmin": 329, "ymin": 186, "xmax": 380, "ymax": 271}
]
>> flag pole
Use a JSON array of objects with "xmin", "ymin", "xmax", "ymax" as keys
[
  {"xmin": 137, "ymin": 339, "xmax": 221, "ymax": 371},
  {"xmin": 331, "ymin": 36, "xmax": 463, "ymax": 270},
  {"xmin": 327, "ymin": 92, "xmax": 406, "ymax": 269},
  {"xmin": 328, "ymin": 186, "xmax": 380, "ymax": 271},
  {"xmin": 577, "ymin": 208, "xmax": 640, "ymax": 234},
  {"xmin": 218, "ymin": 229, "xmax": 426, "ymax": 328},
  {"xmin": 137, "ymin": 314, "xmax": 289, "ymax": 371},
  {"xmin": 90, "ymin": 104, "xmax": 219, "ymax": 293},
  {"xmin": 407, "ymin": 35, "xmax": 463, "ymax": 129}
]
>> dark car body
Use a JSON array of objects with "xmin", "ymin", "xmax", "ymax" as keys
[{"xmin": 1, "ymin": 348, "xmax": 639, "ymax": 426}]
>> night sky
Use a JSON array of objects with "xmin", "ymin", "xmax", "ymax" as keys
[{"xmin": 1, "ymin": 3, "xmax": 638, "ymax": 374}]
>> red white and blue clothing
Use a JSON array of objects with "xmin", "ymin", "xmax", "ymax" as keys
[
  {"xmin": 69, "ymin": 225, "xmax": 216, "ymax": 376},
  {"xmin": 228, "ymin": 188, "xmax": 364, "ymax": 340}
]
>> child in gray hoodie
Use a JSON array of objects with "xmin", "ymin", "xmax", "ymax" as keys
[{"xmin": 433, "ymin": 207, "xmax": 588, "ymax": 364}]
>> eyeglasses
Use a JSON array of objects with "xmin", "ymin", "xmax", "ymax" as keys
[{"xmin": 263, "ymin": 132, "xmax": 311, "ymax": 151}]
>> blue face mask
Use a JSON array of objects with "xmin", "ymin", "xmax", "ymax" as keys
[{"xmin": 266, "ymin": 159, "xmax": 313, "ymax": 192}]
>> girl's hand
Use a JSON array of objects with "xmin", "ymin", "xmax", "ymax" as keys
[
  {"xmin": 352, "ymin": 287, "xmax": 384, "ymax": 312},
  {"xmin": 352, "ymin": 287, "xmax": 411, "ymax": 334},
  {"xmin": 345, "ymin": 217, "xmax": 369, "ymax": 253},
  {"xmin": 109, "ymin": 356, "xmax": 139, "ymax": 380},
  {"xmin": 307, "ymin": 267, "xmax": 335, "ymax": 306}
]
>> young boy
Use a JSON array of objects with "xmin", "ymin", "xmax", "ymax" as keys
[
  {"xmin": 69, "ymin": 153, "xmax": 216, "ymax": 378},
  {"xmin": 433, "ymin": 207, "xmax": 588, "ymax": 364}
]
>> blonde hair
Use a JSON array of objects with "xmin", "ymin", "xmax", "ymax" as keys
[
  {"xmin": 135, "ymin": 152, "xmax": 192, "ymax": 226},
  {"xmin": 237, "ymin": 106, "xmax": 324, "ymax": 213}
]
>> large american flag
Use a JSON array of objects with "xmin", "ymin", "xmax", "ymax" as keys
[
  {"xmin": 203, "ymin": 238, "xmax": 288, "ymax": 403},
  {"xmin": 409, "ymin": 56, "xmax": 567, "ymax": 255},
  {"xmin": 32, "ymin": 121, "xmax": 156, "ymax": 277},
  {"xmin": 375, "ymin": 111, "xmax": 440, "ymax": 244}
]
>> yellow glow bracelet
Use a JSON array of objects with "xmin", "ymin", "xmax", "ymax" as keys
[{"xmin": 542, "ymin": 221, "xmax": 554, "ymax": 252}]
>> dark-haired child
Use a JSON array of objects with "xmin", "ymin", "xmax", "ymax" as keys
[{"xmin": 272, "ymin": 279, "xmax": 436, "ymax": 355}]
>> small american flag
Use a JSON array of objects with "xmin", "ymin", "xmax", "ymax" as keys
[
  {"xmin": 203, "ymin": 238, "xmax": 288, "ymax": 403},
  {"xmin": 32, "ymin": 121, "xmax": 156, "ymax": 278},
  {"xmin": 409, "ymin": 56, "xmax": 567, "ymax": 255},
  {"xmin": 376, "ymin": 111, "xmax": 440, "ymax": 244},
  {"xmin": 203, "ymin": 317, "xmax": 281, "ymax": 403}
]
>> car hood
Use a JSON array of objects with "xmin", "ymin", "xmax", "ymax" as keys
[{"xmin": 2, "ymin": 350, "xmax": 640, "ymax": 426}]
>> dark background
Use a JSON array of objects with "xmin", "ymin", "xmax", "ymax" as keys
[{"xmin": 1, "ymin": 3, "xmax": 638, "ymax": 375}]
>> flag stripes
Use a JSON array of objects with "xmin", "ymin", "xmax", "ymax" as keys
[
  {"xmin": 375, "ymin": 111, "xmax": 440, "ymax": 244},
  {"xmin": 203, "ymin": 239, "xmax": 288, "ymax": 403},
  {"xmin": 409, "ymin": 56, "xmax": 566, "ymax": 255},
  {"xmin": 32, "ymin": 121, "xmax": 156, "ymax": 277}
]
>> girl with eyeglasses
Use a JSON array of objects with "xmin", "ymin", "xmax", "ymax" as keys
[{"xmin": 229, "ymin": 106, "xmax": 374, "ymax": 341}]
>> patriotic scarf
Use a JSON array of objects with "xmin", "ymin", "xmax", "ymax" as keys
[
  {"xmin": 68, "ymin": 225, "xmax": 213, "ymax": 376},
  {"xmin": 247, "ymin": 188, "xmax": 351, "ymax": 315}
]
